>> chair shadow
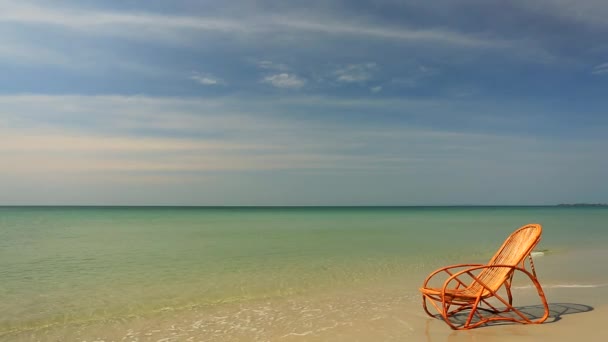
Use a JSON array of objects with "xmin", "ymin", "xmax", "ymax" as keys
[
  {"xmin": 425, "ymin": 303, "xmax": 593, "ymax": 341},
  {"xmin": 536, "ymin": 302, "xmax": 594, "ymax": 323},
  {"xmin": 443, "ymin": 302, "xmax": 593, "ymax": 327}
]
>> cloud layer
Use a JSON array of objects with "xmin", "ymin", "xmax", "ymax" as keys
[
  {"xmin": 1, "ymin": 0, "xmax": 607, "ymax": 204},
  {"xmin": 1, "ymin": 93, "xmax": 606, "ymax": 204}
]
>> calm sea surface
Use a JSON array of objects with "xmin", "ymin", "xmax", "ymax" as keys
[{"xmin": 1, "ymin": 206, "xmax": 607, "ymax": 337}]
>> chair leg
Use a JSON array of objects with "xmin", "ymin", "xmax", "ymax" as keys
[
  {"xmin": 463, "ymin": 297, "xmax": 482, "ymax": 328},
  {"xmin": 422, "ymin": 294, "xmax": 478, "ymax": 330},
  {"xmin": 422, "ymin": 295, "xmax": 435, "ymax": 318},
  {"xmin": 422, "ymin": 295, "xmax": 528, "ymax": 330},
  {"xmin": 422, "ymin": 284, "xmax": 549, "ymax": 330}
]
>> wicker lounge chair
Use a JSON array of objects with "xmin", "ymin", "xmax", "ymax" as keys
[{"xmin": 419, "ymin": 223, "xmax": 549, "ymax": 329}]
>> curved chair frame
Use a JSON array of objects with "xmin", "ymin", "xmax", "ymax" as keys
[{"xmin": 420, "ymin": 224, "xmax": 549, "ymax": 330}]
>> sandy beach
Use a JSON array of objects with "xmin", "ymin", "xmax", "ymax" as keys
[
  {"xmin": 5, "ymin": 246, "xmax": 608, "ymax": 341},
  {"xmin": 6, "ymin": 285, "xmax": 608, "ymax": 341}
]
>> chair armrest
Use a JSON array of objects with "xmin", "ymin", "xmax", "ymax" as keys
[{"xmin": 422, "ymin": 263, "xmax": 485, "ymax": 288}]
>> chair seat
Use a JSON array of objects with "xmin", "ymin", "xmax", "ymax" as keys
[{"xmin": 419, "ymin": 286, "xmax": 481, "ymax": 302}]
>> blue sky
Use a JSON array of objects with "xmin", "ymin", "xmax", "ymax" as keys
[{"xmin": 1, "ymin": 0, "xmax": 607, "ymax": 205}]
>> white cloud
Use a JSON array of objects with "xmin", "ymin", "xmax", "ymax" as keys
[
  {"xmin": 335, "ymin": 63, "xmax": 377, "ymax": 83},
  {"xmin": 190, "ymin": 73, "xmax": 225, "ymax": 85},
  {"xmin": 592, "ymin": 62, "xmax": 608, "ymax": 75},
  {"xmin": 262, "ymin": 73, "xmax": 306, "ymax": 89}
]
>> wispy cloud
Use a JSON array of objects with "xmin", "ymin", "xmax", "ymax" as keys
[
  {"xmin": 256, "ymin": 60, "xmax": 290, "ymax": 71},
  {"xmin": 391, "ymin": 65, "xmax": 439, "ymax": 88},
  {"xmin": 1, "ymin": 94, "xmax": 431, "ymax": 179},
  {"xmin": 271, "ymin": 17, "xmax": 501, "ymax": 48},
  {"xmin": 0, "ymin": 31, "xmax": 172, "ymax": 76},
  {"xmin": 0, "ymin": 2, "xmax": 504, "ymax": 49},
  {"xmin": 335, "ymin": 63, "xmax": 377, "ymax": 83},
  {"xmin": 0, "ymin": 39, "xmax": 72, "ymax": 66},
  {"xmin": 370, "ymin": 86, "xmax": 382, "ymax": 93},
  {"xmin": 1, "ymin": 94, "xmax": 605, "ymax": 204},
  {"xmin": 592, "ymin": 62, "xmax": 608, "ymax": 75},
  {"xmin": 0, "ymin": 2, "xmax": 248, "ymax": 37},
  {"xmin": 190, "ymin": 72, "xmax": 225, "ymax": 85},
  {"xmin": 0, "ymin": 132, "xmax": 264, "ymax": 153},
  {"xmin": 510, "ymin": 0, "xmax": 608, "ymax": 30},
  {"xmin": 262, "ymin": 73, "xmax": 306, "ymax": 89}
]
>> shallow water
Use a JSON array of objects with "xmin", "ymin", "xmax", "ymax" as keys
[{"xmin": 1, "ymin": 206, "xmax": 607, "ymax": 339}]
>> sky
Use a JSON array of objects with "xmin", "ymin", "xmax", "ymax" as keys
[{"xmin": 1, "ymin": 0, "xmax": 607, "ymax": 206}]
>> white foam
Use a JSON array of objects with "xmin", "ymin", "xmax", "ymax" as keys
[{"xmin": 514, "ymin": 283, "xmax": 608, "ymax": 290}]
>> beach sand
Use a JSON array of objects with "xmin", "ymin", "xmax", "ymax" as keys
[{"xmin": 5, "ymin": 248, "xmax": 608, "ymax": 341}]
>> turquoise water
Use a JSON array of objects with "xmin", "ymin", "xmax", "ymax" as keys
[{"xmin": 1, "ymin": 206, "xmax": 607, "ymax": 336}]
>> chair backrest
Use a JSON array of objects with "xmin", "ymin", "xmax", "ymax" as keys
[{"xmin": 470, "ymin": 224, "xmax": 542, "ymax": 295}]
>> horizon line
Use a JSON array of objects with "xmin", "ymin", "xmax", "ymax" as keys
[{"xmin": 1, "ymin": 204, "xmax": 605, "ymax": 208}]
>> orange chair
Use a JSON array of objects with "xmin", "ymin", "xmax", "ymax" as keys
[{"xmin": 420, "ymin": 223, "xmax": 549, "ymax": 329}]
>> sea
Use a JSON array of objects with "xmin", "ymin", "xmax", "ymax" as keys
[{"xmin": 1, "ymin": 206, "xmax": 607, "ymax": 341}]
